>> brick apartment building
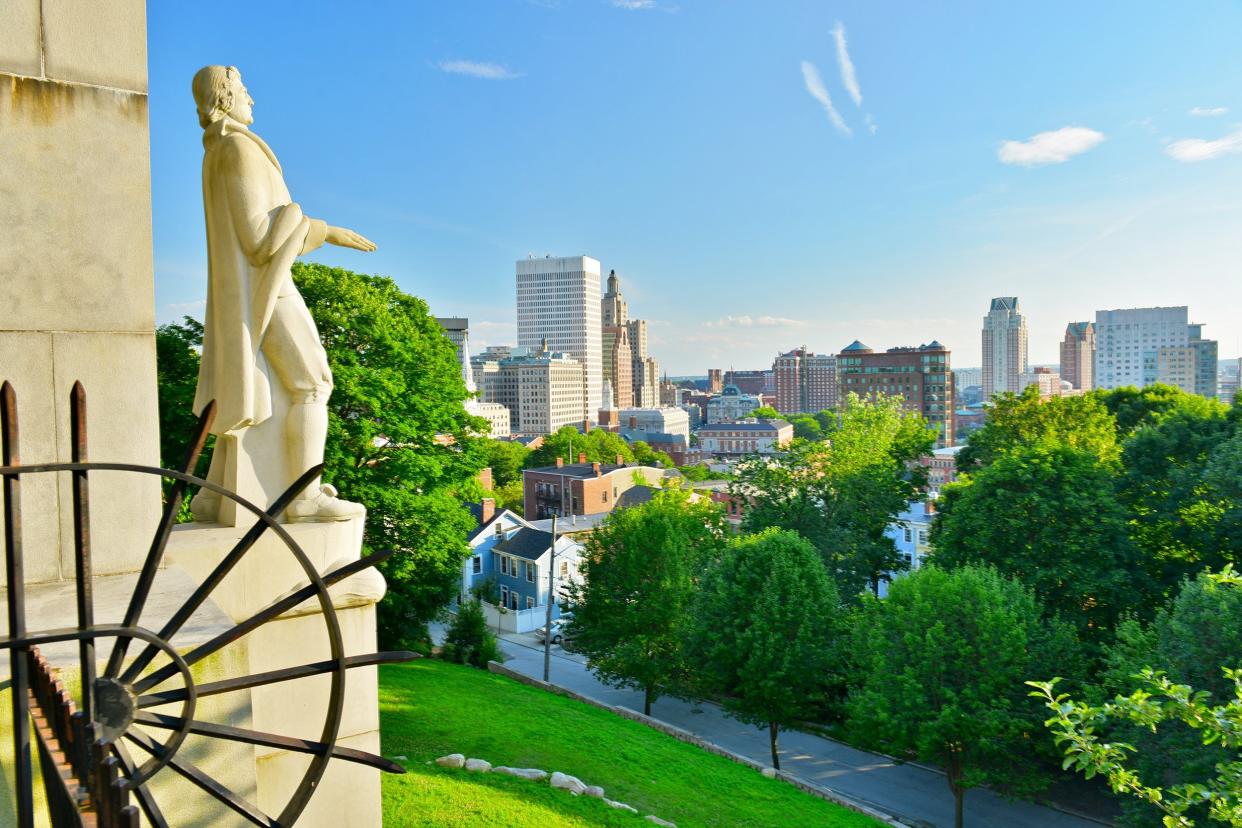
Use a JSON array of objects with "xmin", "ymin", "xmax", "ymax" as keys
[
  {"xmin": 837, "ymin": 340, "xmax": 955, "ymax": 448},
  {"xmin": 773, "ymin": 348, "xmax": 837, "ymax": 415},
  {"xmin": 522, "ymin": 458, "xmax": 667, "ymax": 520}
]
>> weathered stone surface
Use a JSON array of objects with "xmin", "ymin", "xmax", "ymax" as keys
[
  {"xmin": 584, "ymin": 785, "xmax": 606, "ymax": 799},
  {"xmin": 42, "ymin": 0, "xmax": 148, "ymax": 91},
  {"xmin": 465, "ymin": 758, "xmax": 492, "ymax": 773},
  {"xmin": 606, "ymin": 800, "xmax": 639, "ymax": 813},
  {"xmin": 435, "ymin": 754, "xmax": 466, "ymax": 769},
  {"xmin": 645, "ymin": 817, "xmax": 677, "ymax": 827},
  {"xmin": 0, "ymin": 0, "xmax": 41, "ymax": 77},
  {"xmin": 550, "ymin": 771, "xmax": 587, "ymax": 795},
  {"xmin": 761, "ymin": 766, "xmax": 777, "ymax": 779},
  {"xmin": 492, "ymin": 766, "xmax": 548, "ymax": 781}
]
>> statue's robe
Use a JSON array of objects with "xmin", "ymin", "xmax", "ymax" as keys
[{"xmin": 193, "ymin": 117, "xmax": 327, "ymax": 434}]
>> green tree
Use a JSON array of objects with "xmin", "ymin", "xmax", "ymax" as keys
[
  {"xmin": 849, "ymin": 565, "xmax": 1054, "ymax": 828},
  {"xmin": 566, "ymin": 487, "xmax": 727, "ymax": 714},
  {"xmin": 526, "ymin": 426, "xmax": 634, "ymax": 469},
  {"xmin": 631, "ymin": 440, "xmax": 675, "ymax": 468},
  {"xmin": 734, "ymin": 394, "xmax": 934, "ymax": 596},
  {"xmin": 790, "ymin": 415, "xmax": 823, "ymax": 441},
  {"xmin": 932, "ymin": 443, "xmax": 1142, "ymax": 645},
  {"xmin": 956, "ymin": 386, "xmax": 1118, "ymax": 472},
  {"xmin": 690, "ymin": 530, "xmax": 843, "ymax": 768},
  {"xmin": 154, "ymin": 317, "xmax": 212, "ymax": 486},
  {"xmin": 484, "ymin": 439, "xmax": 530, "ymax": 487},
  {"xmin": 750, "ymin": 405, "xmax": 781, "ymax": 419},
  {"xmin": 1096, "ymin": 384, "xmax": 1224, "ymax": 437},
  {"xmin": 441, "ymin": 599, "xmax": 501, "ymax": 669},
  {"xmin": 293, "ymin": 262, "xmax": 488, "ymax": 649},
  {"xmin": 1032, "ymin": 665, "xmax": 1242, "ymax": 828}
]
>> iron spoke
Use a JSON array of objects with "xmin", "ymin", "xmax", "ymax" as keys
[
  {"xmin": 69, "ymin": 382, "xmax": 96, "ymax": 726},
  {"xmin": 111, "ymin": 740, "xmax": 169, "ymax": 828}
]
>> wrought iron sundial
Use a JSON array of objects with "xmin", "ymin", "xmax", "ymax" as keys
[{"xmin": 1, "ymin": 381, "xmax": 414, "ymax": 826}]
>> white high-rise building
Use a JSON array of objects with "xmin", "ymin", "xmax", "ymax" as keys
[
  {"xmin": 981, "ymin": 297, "xmax": 1029, "ymax": 398},
  {"xmin": 1094, "ymin": 307, "xmax": 1217, "ymax": 396},
  {"xmin": 516, "ymin": 255, "xmax": 603, "ymax": 420}
]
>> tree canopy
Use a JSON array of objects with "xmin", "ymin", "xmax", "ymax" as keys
[
  {"xmin": 955, "ymin": 386, "xmax": 1119, "ymax": 472},
  {"xmin": 566, "ymin": 487, "xmax": 727, "ymax": 714},
  {"xmin": 690, "ymin": 529, "xmax": 844, "ymax": 768}
]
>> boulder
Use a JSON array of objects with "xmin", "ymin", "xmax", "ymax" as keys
[
  {"xmin": 465, "ymin": 758, "xmax": 492, "ymax": 773},
  {"xmin": 606, "ymin": 799, "xmax": 638, "ymax": 814},
  {"xmin": 645, "ymin": 817, "xmax": 676, "ymax": 827},
  {"xmin": 550, "ymin": 771, "xmax": 588, "ymax": 795},
  {"xmin": 584, "ymin": 785, "xmax": 606, "ymax": 799},
  {"xmin": 435, "ymin": 754, "xmax": 465, "ymax": 769},
  {"xmin": 761, "ymin": 767, "xmax": 777, "ymax": 779},
  {"xmin": 493, "ymin": 766, "xmax": 549, "ymax": 781}
]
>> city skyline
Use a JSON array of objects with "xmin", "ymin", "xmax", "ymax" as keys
[{"xmin": 148, "ymin": 3, "xmax": 1242, "ymax": 374}]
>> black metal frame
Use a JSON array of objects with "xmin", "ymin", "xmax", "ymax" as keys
[{"xmin": 1, "ymin": 382, "xmax": 414, "ymax": 826}]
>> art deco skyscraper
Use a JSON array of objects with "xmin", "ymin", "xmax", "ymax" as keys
[
  {"xmin": 516, "ymin": 255, "xmax": 603, "ymax": 419},
  {"xmin": 981, "ymin": 297, "xmax": 1029, "ymax": 398}
]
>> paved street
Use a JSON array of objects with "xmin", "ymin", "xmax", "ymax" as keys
[{"xmin": 431, "ymin": 623, "xmax": 1108, "ymax": 828}]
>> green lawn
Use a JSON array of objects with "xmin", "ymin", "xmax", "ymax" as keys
[{"xmin": 379, "ymin": 660, "xmax": 881, "ymax": 828}]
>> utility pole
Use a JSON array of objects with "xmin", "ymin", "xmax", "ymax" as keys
[{"xmin": 543, "ymin": 514, "xmax": 557, "ymax": 683}]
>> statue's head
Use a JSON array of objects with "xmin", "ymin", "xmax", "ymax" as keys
[{"xmin": 192, "ymin": 65, "xmax": 253, "ymax": 129}]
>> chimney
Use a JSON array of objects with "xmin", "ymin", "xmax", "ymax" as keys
[
  {"xmin": 556, "ymin": 457, "xmax": 564, "ymax": 468},
  {"xmin": 578, "ymin": 452, "xmax": 587, "ymax": 464},
  {"xmin": 481, "ymin": 497, "xmax": 496, "ymax": 525},
  {"xmin": 616, "ymin": 454, "xmax": 625, "ymax": 465},
  {"xmin": 924, "ymin": 499, "xmax": 936, "ymax": 516},
  {"xmin": 592, "ymin": 462, "xmax": 601, "ymax": 477}
]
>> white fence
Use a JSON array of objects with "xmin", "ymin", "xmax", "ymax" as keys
[{"xmin": 480, "ymin": 602, "xmax": 549, "ymax": 634}]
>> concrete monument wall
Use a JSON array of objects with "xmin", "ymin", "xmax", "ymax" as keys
[{"xmin": 0, "ymin": 0, "xmax": 161, "ymax": 583}]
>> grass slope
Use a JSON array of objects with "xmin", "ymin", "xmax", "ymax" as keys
[{"xmin": 379, "ymin": 660, "xmax": 880, "ymax": 828}]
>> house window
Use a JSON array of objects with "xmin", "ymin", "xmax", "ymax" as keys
[
  {"xmin": 500, "ymin": 585, "xmax": 509, "ymax": 606},
  {"xmin": 472, "ymin": 556, "xmax": 481, "ymax": 575},
  {"xmin": 510, "ymin": 591, "xmax": 519, "ymax": 611},
  {"xmin": 917, "ymin": 529, "xmax": 929, "ymax": 545},
  {"xmin": 527, "ymin": 563, "xmax": 536, "ymax": 583},
  {"xmin": 903, "ymin": 527, "xmax": 912, "ymax": 543},
  {"xmin": 527, "ymin": 596, "xmax": 535, "ymax": 610},
  {"xmin": 560, "ymin": 561, "xmax": 569, "ymax": 578},
  {"xmin": 500, "ymin": 556, "xmax": 509, "ymax": 576}
]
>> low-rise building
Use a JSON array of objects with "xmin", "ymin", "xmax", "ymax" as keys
[
  {"xmin": 706, "ymin": 384, "xmax": 761, "ymax": 423},
  {"xmin": 618, "ymin": 406, "xmax": 691, "ymax": 441},
  {"xmin": 522, "ymin": 460, "xmax": 670, "ymax": 520},
  {"xmin": 697, "ymin": 420, "xmax": 793, "ymax": 456}
]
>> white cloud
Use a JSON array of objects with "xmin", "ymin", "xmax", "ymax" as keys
[
  {"xmin": 1165, "ymin": 126, "xmax": 1242, "ymax": 162},
  {"xmin": 1190, "ymin": 106, "xmax": 1228, "ymax": 117},
  {"xmin": 800, "ymin": 61, "xmax": 851, "ymax": 136},
  {"xmin": 610, "ymin": 0, "xmax": 655, "ymax": 7},
  {"xmin": 997, "ymin": 126, "xmax": 1105, "ymax": 166},
  {"xmin": 831, "ymin": 22, "xmax": 862, "ymax": 107},
  {"xmin": 865, "ymin": 113, "xmax": 877, "ymax": 135},
  {"xmin": 437, "ymin": 60, "xmax": 520, "ymax": 80},
  {"xmin": 706, "ymin": 314, "xmax": 807, "ymax": 329}
]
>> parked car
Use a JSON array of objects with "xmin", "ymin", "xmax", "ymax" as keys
[{"xmin": 535, "ymin": 613, "xmax": 574, "ymax": 646}]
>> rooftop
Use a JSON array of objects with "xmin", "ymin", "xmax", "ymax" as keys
[
  {"xmin": 699, "ymin": 420, "xmax": 791, "ymax": 432},
  {"xmin": 525, "ymin": 462, "xmax": 629, "ymax": 478},
  {"xmin": 495, "ymin": 527, "xmax": 555, "ymax": 560}
]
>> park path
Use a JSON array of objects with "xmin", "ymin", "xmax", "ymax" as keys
[{"xmin": 429, "ymin": 623, "xmax": 1109, "ymax": 828}]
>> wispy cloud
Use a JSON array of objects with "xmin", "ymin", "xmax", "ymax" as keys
[
  {"xmin": 610, "ymin": 0, "xmax": 655, "ymax": 8},
  {"xmin": 706, "ymin": 315, "xmax": 807, "ymax": 329},
  {"xmin": 865, "ymin": 113, "xmax": 877, "ymax": 135},
  {"xmin": 1190, "ymin": 106, "xmax": 1228, "ymax": 117},
  {"xmin": 437, "ymin": 60, "xmax": 520, "ymax": 80},
  {"xmin": 997, "ymin": 126, "xmax": 1105, "ymax": 166},
  {"xmin": 831, "ymin": 22, "xmax": 862, "ymax": 107},
  {"xmin": 800, "ymin": 61, "xmax": 851, "ymax": 136},
  {"xmin": 1165, "ymin": 126, "xmax": 1242, "ymax": 162}
]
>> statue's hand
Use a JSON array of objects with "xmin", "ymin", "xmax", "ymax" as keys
[{"xmin": 325, "ymin": 225, "xmax": 377, "ymax": 252}]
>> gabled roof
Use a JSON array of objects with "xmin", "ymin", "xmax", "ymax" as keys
[
  {"xmin": 495, "ymin": 528, "xmax": 555, "ymax": 560},
  {"xmin": 465, "ymin": 505, "xmax": 529, "ymax": 542},
  {"xmin": 617, "ymin": 485, "xmax": 658, "ymax": 509}
]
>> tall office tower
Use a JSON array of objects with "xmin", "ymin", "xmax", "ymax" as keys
[
  {"xmin": 707, "ymin": 368, "xmax": 724, "ymax": 393},
  {"xmin": 773, "ymin": 347, "xmax": 838, "ymax": 414},
  {"xmin": 627, "ymin": 318, "xmax": 656, "ymax": 405},
  {"xmin": 516, "ymin": 255, "xmax": 603, "ymax": 419},
  {"xmin": 602, "ymin": 269, "xmax": 628, "ymax": 327},
  {"xmin": 1189, "ymin": 323, "xmax": 1219, "ymax": 399},
  {"xmin": 838, "ymin": 341, "xmax": 956, "ymax": 448},
  {"xmin": 1060, "ymin": 322, "xmax": 1096, "ymax": 390},
  {"xmin": 981, "ymin": 297, "xmax": 1029, "ymax": 399},
  {"xmin": 602, "ymin": 325, "xmax": 634, "ymax": 408},
  {"xmin": 1094, "ymin": 307, "xmax": 1216, "ymax": 397}
]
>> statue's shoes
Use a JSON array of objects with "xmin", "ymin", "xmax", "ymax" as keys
[{"xmin": 286, "ymin": 484, "xmax": 365, "ymax": 523}]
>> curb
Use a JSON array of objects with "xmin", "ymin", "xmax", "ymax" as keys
[{"xmin": 487, "ymin": 660, "xmax": 911, "ymax": 828}]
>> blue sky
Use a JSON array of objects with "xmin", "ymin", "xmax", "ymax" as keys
[{"xmin": 149, "ymin": 1, "xmax": 1242, "ymax": 374}]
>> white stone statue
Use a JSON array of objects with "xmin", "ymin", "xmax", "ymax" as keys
[{"xmin": 188, "ymin": 65, "xmax": 373, "ymax": 523}]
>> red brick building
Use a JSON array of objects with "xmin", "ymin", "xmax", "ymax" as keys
[{"xmin": 837, "ymin": 340, "xmax": 955, "ymax": 448}]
